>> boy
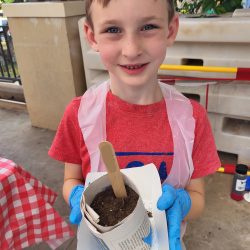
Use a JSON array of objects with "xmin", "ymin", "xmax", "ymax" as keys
[{"xmin": 49, "ymin": 0, "xmax": 221, "ymax": 249}]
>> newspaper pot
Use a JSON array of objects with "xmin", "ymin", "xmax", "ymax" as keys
[{"xmin": 81, "ymin": 173, "xmax": 151, "ymax": 250}]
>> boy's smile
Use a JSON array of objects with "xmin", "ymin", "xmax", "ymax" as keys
[
  {"xmin": 85, "ymin": 0, "xmax": 178, "ymax": 103},
  {"xmin": 119, "ymin": 63, "xmax": 149, "ymax": 75}
]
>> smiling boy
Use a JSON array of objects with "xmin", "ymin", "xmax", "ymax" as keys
[
  {"xmin": 49, "ymin": 0, "xmax": 221, "ymax": 249},
  {"xmin": 85, "ymin": 0, "xmax": 177, "ymax": 105}
]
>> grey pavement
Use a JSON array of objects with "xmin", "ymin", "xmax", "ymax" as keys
[{"xmin": 0, "ymin": 108, "xmax": 249, "ymax": 250}]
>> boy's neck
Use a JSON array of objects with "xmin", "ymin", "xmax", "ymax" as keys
[{"xmin": 109, "ymin": 81, "xmax": 163, "ymax": 105}]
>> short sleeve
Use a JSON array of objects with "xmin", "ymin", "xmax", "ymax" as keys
[
  {"xmin": 48, "ymin": 97, "xmax": 83, "ymax": 164},
  {"xmin": 191, "ymin": 100, "xmax": 221, "ymax": 179}
]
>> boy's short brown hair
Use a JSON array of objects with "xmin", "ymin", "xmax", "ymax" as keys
[{"xmin": 85, "ymin": 0, "xmax": 175, "ymax": 28}]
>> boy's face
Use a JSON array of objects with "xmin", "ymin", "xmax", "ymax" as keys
[{"xmin": 85, "ymin": 0, "xmax": 178, "ymax": 89}]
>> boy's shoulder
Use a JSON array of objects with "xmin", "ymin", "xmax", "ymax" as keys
[
  {"xmin": 65, "ymin": 96, "xmax": 82, "ymax": 111},
  {"xmin": 189, "ymin": 99, "xmax": 208, "ymax": 121},
  {"xmin": 70, "ymin": 96, "xmax": 82, "ymax": 105},
  {"xmin": 62, "ymin": 96, "xmax": 82, "ymax": 121}
]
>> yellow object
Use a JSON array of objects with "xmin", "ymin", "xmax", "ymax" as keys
[
  {"xmin": 217, "ymin": 167, "xmax": 226, "ymax": 173},
  {"xmin": 217, "ymin": 167, "xmax": 250, "ymax": 176},
  {"xmin": 160, "ymin": 64, "xmax": 237, "ymax": 74}
]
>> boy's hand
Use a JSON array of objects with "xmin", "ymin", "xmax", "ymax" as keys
[
  {"xmin": 157, "ymin": 184, "xmax": 191, "ymax": 250},
  {"xmin": 69, "ymin": 184, "xmax": 84, "ymax": 225}
]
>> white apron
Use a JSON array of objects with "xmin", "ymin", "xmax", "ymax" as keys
[
  {"xmin": 78, "ymin": 81, "xmax": 195, "ymax": 188},
  {"xmin": 78, "ymin": 81, "xmax": 196, "ymax": 239}
]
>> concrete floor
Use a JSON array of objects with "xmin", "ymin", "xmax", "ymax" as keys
[{"xmin": 0, "ymin": 108, "xmax": 249, "ymax": 250}]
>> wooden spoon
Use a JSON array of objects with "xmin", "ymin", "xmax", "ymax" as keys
[{"xmin": 99, "ymin": 141, "xmax": 127, "ymax": 198}]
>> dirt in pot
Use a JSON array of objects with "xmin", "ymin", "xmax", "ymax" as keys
[{"xmin": 90, "ymin": 185, "xmax": 139, "ymax": 226}]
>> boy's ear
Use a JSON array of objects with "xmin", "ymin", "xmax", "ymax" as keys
[
  {"xmin": 166, "ymin": 14, "xmax": 179, "ymax": 47},
  {"xmin": 84, "ymin": 22, "xmax": 99, "ymax": 52}
]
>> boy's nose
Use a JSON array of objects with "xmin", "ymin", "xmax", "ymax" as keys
[{"xmin": 122, "ymin": 35, "xmax": 142, "ymax": 59}]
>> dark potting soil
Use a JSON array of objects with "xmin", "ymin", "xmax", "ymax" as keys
[{"xmin": 90, "ymin": 185, "xmax": 139, "ymax": 226}]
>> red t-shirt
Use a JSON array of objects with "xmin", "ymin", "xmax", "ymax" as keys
[{"xmin": 49, "ymin": 91, "xmax": 221, "ymax": 183}]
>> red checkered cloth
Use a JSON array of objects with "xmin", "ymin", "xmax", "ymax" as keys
[{"xmin": 0, "ymin": 157, "xmax": 74, "ymax": 250}]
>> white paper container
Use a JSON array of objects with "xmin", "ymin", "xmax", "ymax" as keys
[
  {"xmin": 81, "ymin": 173, "xmax": 150, "ymax": 237},
  {"xmin": 77, "ymin": 163, "xmax": 169, "ymax": 250}
]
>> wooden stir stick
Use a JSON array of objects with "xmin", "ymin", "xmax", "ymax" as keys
[{"xmin": 99, "ymin": 141, "xmax": 127, "ymax": 198}]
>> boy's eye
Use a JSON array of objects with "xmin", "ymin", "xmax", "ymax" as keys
[
  {"xmin": 142, "ymin": 24, "xmax": 158, "ymax": 31},
  {"xmin": 105, "ymin": 26, "xmax": 121, "ymax": 33}
]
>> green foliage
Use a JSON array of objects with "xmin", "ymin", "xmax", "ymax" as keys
[
  {"xmin": 175, "ymin": 0, "xmax": 243, "ymax": 15},
  {"xmin": 0, "ymin": 0, "xmax": 15, "ymax": 3}
]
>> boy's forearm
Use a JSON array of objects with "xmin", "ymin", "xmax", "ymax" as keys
[
  {"xmin": 185, "ymin": 189, "xmax": 205, "ymax": 221},
  {"xmin": 184, "ymin": 178, "xmax": 205, "ymax": 221},
  {"xmin": 63, "ymin": 178, "xmax": 84, "ymax": 205}
]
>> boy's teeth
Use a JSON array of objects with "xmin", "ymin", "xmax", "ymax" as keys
[{"xmin": 125, "ymin": 64, "xmax": 142, "ymax": 69}]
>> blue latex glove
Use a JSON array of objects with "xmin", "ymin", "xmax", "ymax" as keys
[
  {"xmin": 69, "ymin": 184, "xmax": 84, "ymax": 225},
  {"xmin": 143, "ymin": 226, "xmax": 152, "ymax": 247},
  {"xmin": 157, "ymin": 184, "xmax": 191, "ymax": 250}
]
